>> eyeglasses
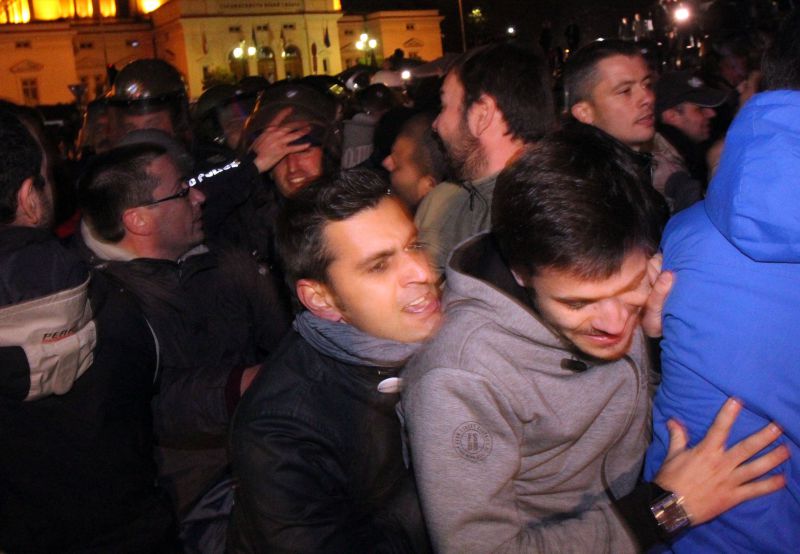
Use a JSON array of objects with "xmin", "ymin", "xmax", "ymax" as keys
[{"xmin": 140, "ymin": 181, "xmax": 191, "ymax": 207}]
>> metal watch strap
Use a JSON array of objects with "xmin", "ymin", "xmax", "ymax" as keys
[{"xmin": 650, "ymin": 489, "xmax": 692, "ymax": 539}]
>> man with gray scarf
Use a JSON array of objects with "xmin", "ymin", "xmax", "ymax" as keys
[{"xmin": 229, "ymin": 169, "xmax": 439, "ymax": 553}]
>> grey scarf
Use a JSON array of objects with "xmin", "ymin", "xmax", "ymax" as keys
[{"xmin": 293, "ymin": 311, "xmax": 421, "ymax": 368}]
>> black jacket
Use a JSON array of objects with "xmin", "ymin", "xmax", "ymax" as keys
[
  {"xmin": 74, "ymin": 236, "xmax": 292, "ymax": 514},
  {"xmin": 0, "ymin": 226, "xmax": 175, "ymax": 553},
  {"xmin": 229, "ymin": 330, "xmax": 430, "ymax": 554}
]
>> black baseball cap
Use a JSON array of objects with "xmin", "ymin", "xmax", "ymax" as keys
[{"xmin": 655, "ymin": 71, "xmax": 728, "ymax": 115}]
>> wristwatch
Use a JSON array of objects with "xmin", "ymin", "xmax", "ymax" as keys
[{"xmin": 650, "ymin": 484, "xmax": 692, "ymax": 540}]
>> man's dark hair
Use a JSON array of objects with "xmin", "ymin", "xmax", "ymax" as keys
[
  {"xmin": 493, "ymin": 122, "xmax": 666, "ymax": 280},
  {"xmin": 277, "ymin": 168, "xmax": 391, "ymax": 286},
  {"xmin": 398, "ymin": 111, "xmax": 448, "ymax": 183},
  {"xmin": 762, "ymin": 10, "xmax": 800, "ymax": 91},
  {"xmin": 77, "ymin": 143, "xmax": 166, "ymax": 242},
  {"xmin": 564, "ymin": 39, "xmax": 643, "ymax": 108},
  {"xmin": 450, "ymin": 41, "xmax": 555, "ymax": 143},
  {"xmin": 0, "ymin": 108, "xmax": 45, "ymax": 224}
]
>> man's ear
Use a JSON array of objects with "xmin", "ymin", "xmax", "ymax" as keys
[
  {"xmin": 121, "ymin": 207, "xmax": 151, "ymax": 237},
  {"xmin": 467, "ymin": 94, "xmax": 497, "ymax": 137},
  {"xmin": 15, "ymin": 177, "xmax": 44, "ymax": 226},
  {"xmin": 570, "ymin": 101, "xmax": 595, "ymax": 125},
  {"xmin": 417, "ymin": 175, "xmax": 437, "ymax": 199},
  {"xmin": 661, "ymin": 108, "xmax": 679, "ymax": 127},
  {"xmin": 296, "ymin": 279, "xmax": 343, "ymax": 322}
]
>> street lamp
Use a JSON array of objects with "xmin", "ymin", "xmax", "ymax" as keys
[
  {"xmin": 507, "ymin": 26, "xmax": 516, "ymax": 36},
  {"xmin": 355, "ymin": 32, "xmax": 378, "ymax": 66}
]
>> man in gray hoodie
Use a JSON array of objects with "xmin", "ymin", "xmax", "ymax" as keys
[{"xmin": 401, "ymin": 123, "xmax": 788, "ymax": 552}]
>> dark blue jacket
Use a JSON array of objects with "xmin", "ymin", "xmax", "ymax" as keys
[{"xmin": 644, "ymin": 91, "xmax": 800, "ymax": 552}]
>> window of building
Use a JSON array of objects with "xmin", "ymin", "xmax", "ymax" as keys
[
  {"xmin": 344, "ymin": 30, "xmax": 354, "ymax": 36},
  {"xmin": 79, "ymin": 41, "xmax": 94, "ymax": 49},
  {"xmin": 258, "ymin": 47, "xmax": 276, "ymax": 83},
  {"xmin": 229, "ymin": 49, "xmax": 249, "ymax": 81},
  {"xmin": 21, "ymin": 78, "xmax": 39, "ymax": 105},
  {"xmin": 256, "ymin": 25, "xmax": 269, "ymax": 32},
  {"xmin": 229, "ymin": 26, "xmax": 241, "ymax": 33},
  {"xmin": 2, "ymin": 0, "xmax": 31, "ymax": 24},
  {"xmin": 283, "ymin": 45, "xmax": 303, "ymax": 79},
  {"xmin": 406, "ymin": 23, "xmax": 415, "ymax": 30},
  {"xmin": 282, "ymin": 23, "xmax": 296, "ymax": 30},
  {"xmin": 15, "ymin": 40, "xmax": 32, "ymax": 49}
]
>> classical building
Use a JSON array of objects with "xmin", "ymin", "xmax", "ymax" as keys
[{"xmin": 0, "ymin": 0, "xmax": 443, "ymax": 105}]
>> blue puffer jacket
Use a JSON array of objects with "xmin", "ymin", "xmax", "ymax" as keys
[{"xmin": 644, "ymin": 90, "xmax": 800, "ymax": 552}]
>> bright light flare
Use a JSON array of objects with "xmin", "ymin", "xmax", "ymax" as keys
[
  {"xmin": 401, "ymin": 70, "xmax": 411, "ymax": 80},
  {"xmin": 674, "ymin": 6, "xmax": 691, "ymax": 23}
]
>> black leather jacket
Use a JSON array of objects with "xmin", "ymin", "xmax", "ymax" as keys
[{"xmin": 229, "ymin": 330, "xmax": 430, "ymax": 554}]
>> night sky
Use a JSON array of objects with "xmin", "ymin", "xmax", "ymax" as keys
[{"xmin": 342, "ymin": 0, "xmax": 654, "ymax": 53}]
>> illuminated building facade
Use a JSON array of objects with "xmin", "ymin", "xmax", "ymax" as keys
[
  {"xmin": 1, "ymin": 0, "xmax": 442, "ymax": 105},
  {"xmin": 339, "ymin": 10, "xmax": 444, "ymax": 69}
]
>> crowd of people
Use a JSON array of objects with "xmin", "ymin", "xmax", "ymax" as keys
[{"xmin": 1, "ymin": 7, "xmax": 799, "ymax": 554}]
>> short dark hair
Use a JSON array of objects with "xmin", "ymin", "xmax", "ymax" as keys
[
  {"xmin": 762, "ymin": 10, "xmax": 800, "ymax": 91},
  {"xmin": 493, "ymin": 121, "xmax": 666, "ymax": 280},
  {"xmin": 564, "ymin": 39, "xmax": 644, "ymax": 108},
  {"xmin": 0, "ymin": 108, "xmax": 44, "ymax": 225},
  {"xmin": 77, "ymin": 143, "xmax": 166, "ymax": 242},
  {"xmin": 450, "ymin": 41, "xmax": 555, "ymax": 143},
  {"xmin": 277, "ymin": 168, "xmax": 391, "ymax": 286},
  {"xmin": 398, "ymin": 111, "xmax": 448, "ymax": 183}
]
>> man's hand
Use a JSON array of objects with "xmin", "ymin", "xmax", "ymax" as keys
[
  {"xmin": 250, "ymin": 107, "xmax": 312, "ymax": 173},
  {"xmin": 654, "ymin": 398, "xmax": 789, "ymax": 525},
  {"xmin": 641, "ymin": 253, "xmax": 674, "ymax": 338}
]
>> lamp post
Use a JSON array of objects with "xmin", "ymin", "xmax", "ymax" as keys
[
  {"xmin": 457, "ymin": 0, "xmax": 467, "ymax": 52},
  {"xmin": 355, "ymin": 33, "xmax": 378, "ymax": 66}
]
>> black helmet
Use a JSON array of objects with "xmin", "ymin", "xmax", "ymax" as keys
[
  {"xmin": 109, "ymin": 58, "xmax": 187, "ymax": 109},
  {"xmin": 241, "ymin": 81, "xmax": 340, "ymax": 154},
  {"xmin": 106, "ymin": 58, "xmax": 190, "ymax": 146},
  {"xmin": 357, "ymin": 83, "xmax": 398, "ymax": 115},
  {"xmin": 193, "ymin": 79, "xmax": 272, "ymax": 149}
]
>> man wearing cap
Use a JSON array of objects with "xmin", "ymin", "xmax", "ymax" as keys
[{"xmin": 651, "ymin": 71, "xmax": 727, "ymax": 213}]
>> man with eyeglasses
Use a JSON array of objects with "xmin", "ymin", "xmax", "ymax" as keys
[{"xmin": 75, "ymin": 142, "xmax": 291, "ymax": 549}]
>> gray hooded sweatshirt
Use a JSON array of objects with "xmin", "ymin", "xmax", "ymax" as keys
[{"xmin": 401, "ymin": 233, "xmax": 653, "ymax": 553}]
